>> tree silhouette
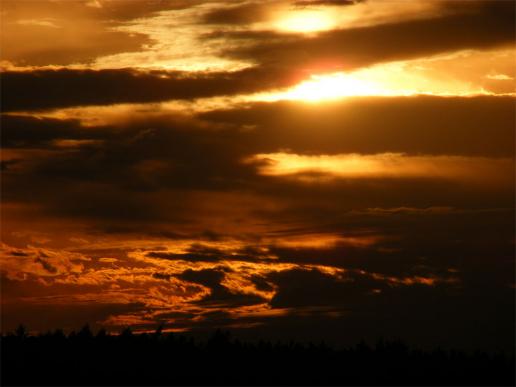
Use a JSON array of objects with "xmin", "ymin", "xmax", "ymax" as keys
[
  {"xmin": 14, "ymin": 324, "xmax": 27, "ymax": 339},
  {"xmin": 0, "ymin": 324, "xmax": 513, "ymax": 386}
]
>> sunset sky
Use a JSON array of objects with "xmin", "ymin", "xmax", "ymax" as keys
[{"xmin": 1, "ymin": 0, "xmax": 514, "ymax": 351}]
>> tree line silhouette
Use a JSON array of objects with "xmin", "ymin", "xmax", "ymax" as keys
[{"xmin": 1, "ymin": 324, "xmax": 514, "ymax": 386}]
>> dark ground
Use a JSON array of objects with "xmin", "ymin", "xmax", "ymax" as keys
[{"xmin": 1, "ymin": 325, "xmax": 514, "ymax": 386}]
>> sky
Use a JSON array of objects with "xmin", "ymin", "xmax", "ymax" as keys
[{"xmin": 0, "ymin": 0, "xmax": 514, "ymax": 351}]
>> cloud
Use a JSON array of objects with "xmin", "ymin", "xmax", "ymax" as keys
[
  {"xmin": 293, "ymin": 0, "xmax": 363, "ymax": 6},
  {"xmin": 0, "ymin": 0, "xmax": 202, "ymax": 66},
  {"xmin": 201, "ymin": 96, "xmax": 515, "ymax": 157},
  {"xmin": 0, "ymin": 211, "xmax": 512, "ymax": 350},
  {"xmin": 178, "ymin": 268, "xmax": 267, "ymax": 307},
  {"xmin": 218, "ymin": 1, "xmax": 514, "ymax": 71},
  {"xmin": 1, "ymin": 67, "xmax": 306, "ymax": 112},
  {"xmin": 1, "ymin": 115, "xmax": 104, "ymax": 148},
  {"xmin": 2, "ymin": 98, "xmax": 513, "ymax": 241},
  {"xmin": 201, "ymin": 1, "xmax": 364, "ymax": 26},
  {"xmin": 202, "ymin": 2, "xmax": 275, "ymax": 25},
  {"xmin": 0, "ymin": 243, "xmax": 89, "ymax": 280},
  {"xmin": 16, "ymin": 18, "xmax": 61, "ymax": 28},
  {"xmin": 0, "ymin": 1, "xmax": 514, "ymax": 353},
  {"xmin": 1, "ymin": 18, "xmax": 151, "ymax": 67},
  {"xmin": 0, "ymin": 297, "xmax": 145, "ymax": 333},
  {"xmin": 247, "ymin": 152, "xmax": 513, "ymax": 186},
  {"xmin": 5, "ymin": 96, "xmax": 514, "ymax": 166}
]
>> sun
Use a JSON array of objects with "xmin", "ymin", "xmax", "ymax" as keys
[
  {"xmin": 285, "ymin": 73, "xmax": 381, "ymax": 100},
  {"xmin": 275, "ymin": 10, "xmax": 335, "ymax": 33},
  {"xmin": 257, "ymin": 72, "xmax": 393, "ymax": 102}
]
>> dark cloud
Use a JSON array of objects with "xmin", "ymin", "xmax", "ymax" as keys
[
  {"xmin": 1, "ymin": 67, "xmax": 306, "ymax": 112},
  {"xmin": 202, "ymin": 96, "xmax": 515, "ymax": 157},
  {"xmin": 218, "ymin": 1, "xmax": 514, "ymax": 71},
  {"xmin": 200, "ymin": 0, "xmax": 364, "ymax": 27},
  {"xmin": 293, "ymin": 0, "xmax": 363, "ymax": 6},
  {"xmin": 163, "ymin": 264, "xmax": 513, "ymax": 351},
  {"xmin": 147, "ymin": 245, "xmax": 227, "ymax": 262},
  {"xmin": 0, "ymin": 159, "xmax": 21, "ymax": 172},
  {"xmin": 268, "ymin": 268, "xmax": 372, "ymax": 308},
  {"xmin": 2, "ymin": 97, "xmax": 513, "ymax": 232},
  {"xmin": 151, "ymin": 272, "xmax": 173, "ymax": 281},
  {"xmin": 146, "ymin": 243, "xmax": 272, "ymax": 263},
  {"xmin": 241, "ymin": 266, "xmax": 513, "ymax": 351},
  {"xmin": 249, "ymin": 275, "xmax": 275, "ymax": 292},
  {"xmin": 178, "ymin": 268, "xmax": 266, "ymax": 307},
  {"xmin": 34, "ymin": 257, "xmax": 58, "ymax": 274},
  {"xmin": 4, "ymin": 96, "xmax": 513, "ymax": 160},
  {"xmin": 202, "ymin": 2, "xmax": 272, "ymax": 25},
  {"xmin": 270, "ymin": 208, "xmax": 514, "ymax": 277},
  {"xmin": 1, "ymin": 115, "xmax": 104, "ymax": 148}
]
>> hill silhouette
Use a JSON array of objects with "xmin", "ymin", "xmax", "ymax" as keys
[{"xmin": 1, "ymin": 325, "xmax": 514, "ymax": 386}]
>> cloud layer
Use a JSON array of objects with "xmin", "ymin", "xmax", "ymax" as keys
[{"xmin": 1, "ymin": 0, "xmax": 514, "ymax": 351}]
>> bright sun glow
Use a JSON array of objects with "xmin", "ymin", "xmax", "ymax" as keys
[
  {"xmin": 275, "ymin": 10, "xmax": 335, "ymax": 33},
  {"xmin": 257, "ymin": 72, "xmax": 402, "ymax": 102},
  {"xmin": 282, "ymin": 73, "xmax": 388, "ymax": 100},
  {"xmin": 252, "ymin": 55, "xmax": 507, "ymax": 103}
]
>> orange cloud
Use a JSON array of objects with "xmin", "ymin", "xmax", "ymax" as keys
[
  {"xmin": 247, "ymin": 152, "xmax": 513, "ymax": 185},
  {"xmin": 0, "ymin": 242, "xmax": 89, "ymax": 280}
]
